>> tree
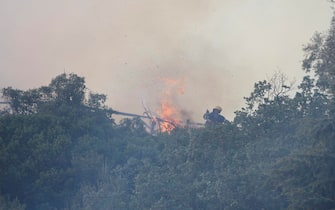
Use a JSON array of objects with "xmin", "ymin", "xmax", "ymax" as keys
[
  {"xmin": 1, "ymin": 73, "xmax": 87, "ymax": 115},
  {"xmin": 267, "ymin": 118, "xmax": 335, "ymax": 210},
  {"xmin": 234, "ymin": 71, "xmax": 297, "ymax": 137},
  {"xmin": 302, "ymin": 16, "xmax": 335, "ymax": 102},
  {"xmin": 0, "ymin": 73, "xmax": 117, "ymax": 210},
  {"xmin": 1, "ymin": 87, "xmax": 41, "ymax": 114},
  {"xmin": 47, "ymin": 73, "xmax": 86, "ymax": 105},
  {"xmin": 87, "ymin": 92, "xmax": 107, "ymax": 109},
  {"xmin": 294, "ymin": 76, "xmax": 329, "ymax": 118}
]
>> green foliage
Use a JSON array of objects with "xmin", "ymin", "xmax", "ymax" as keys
[
  {"xmin": 302, "ymin": 16, "xmax": 335, "ymax": 104},
  {"xmin": 2, "ymin": 11, "xmax": 335, "ymax": 209},
  {"xmin": 1, "ymin": 87, "xmax": 40, "ymax": 114},
  {"xmin": 1, "ymin": 73, "xmax": 89, "ymax": 115},
  {"xmin": 0, "ymin": 195, "xmax": 26, "ymax": 210},
  {"xmin": 87, "ymin": 92, "xmax": 107, "ymax": 109},
  {"xmin": 48, "ymin": 73, "xmax": 86, "ymax": 105},
  {"xmin": 1, "ymin": 68, "xmax": 335, "ymax": 210},
  {"xmin": 0, "ymin": 73, "xmax": 119, "ymax": 210},
  {"xmin": 294, "ymin": 75, "xmax": 329, "ymax": 118}
]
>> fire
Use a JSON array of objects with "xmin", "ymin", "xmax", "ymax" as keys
[
  {"xmin": 158, "ymin": 100, "xmax": 179, "ymax": 132},
  {"xmin": 156, "ymin": 77, "xmax": 185, "ymax": 133}
]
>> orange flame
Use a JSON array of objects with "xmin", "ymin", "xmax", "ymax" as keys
[{"xmin": 156, "ymin": 77, "xmax": 185, "ymax": 133}]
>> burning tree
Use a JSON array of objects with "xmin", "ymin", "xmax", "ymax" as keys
[
  {"xmin": 113, "ymin": 77, "xmax": 203, "ymax": 134},
  {"xmin": 155, "ymin": 77, "xmax": 187, "ymax": 133}
]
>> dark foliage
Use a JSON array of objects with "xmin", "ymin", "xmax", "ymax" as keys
[{"xmin": 1, "ymin": 11, "xmax": 335, "ymax": 209}]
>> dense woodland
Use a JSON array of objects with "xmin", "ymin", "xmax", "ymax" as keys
[{"xmin": 1, "ymin": 13, "xmax": 335, "ymax": 210}]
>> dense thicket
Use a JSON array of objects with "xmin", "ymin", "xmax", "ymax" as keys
[{"xmin": 1, "ymin": 13, "xmax": 335, "ymax": 210}]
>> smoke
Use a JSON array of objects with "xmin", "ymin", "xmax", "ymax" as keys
[
  {"xmin": 0, "ymin": 0, "xmax": 332, "ymax": 122},
  {"xmin": 72, "ymin": 0, "xmax": 240, "ymax": 122}
]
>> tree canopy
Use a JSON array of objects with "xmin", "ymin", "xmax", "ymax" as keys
[{"xmin": 1, "ymin": 10, "xmax": 335, "ymax": 210}]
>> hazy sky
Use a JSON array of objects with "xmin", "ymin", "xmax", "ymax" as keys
[{"xmin": 0, "ymin": 0, "xmax": 333, "ymax": 122}]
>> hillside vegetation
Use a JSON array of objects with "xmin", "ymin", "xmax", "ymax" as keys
[{"xmin": 1, "ymin": 15, "xmax": 335, "ymax": 210}]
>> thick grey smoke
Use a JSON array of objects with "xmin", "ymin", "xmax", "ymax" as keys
[{"xmin": 0, "ymin": 0, "xmax": 332, "ymax": 122}]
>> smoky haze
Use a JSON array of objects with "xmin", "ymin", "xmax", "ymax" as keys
[{"xmin": 0, "ymin": 0, "xmax": 332, "ymax": 122}]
